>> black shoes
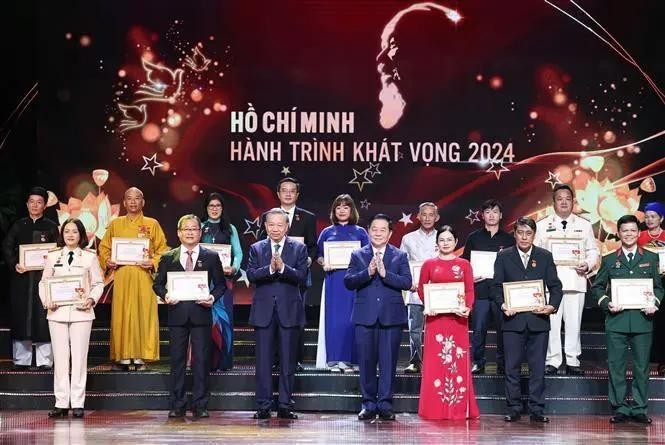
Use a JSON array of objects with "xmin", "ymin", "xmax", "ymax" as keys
[
  {"xmin": 496, "ymin": 366, "xmax": 505, "ymax": 375},
  {"xmin": 503, "ymin": 413, "xmax": 521, "ymax": 422},
  {"xmin": 565, "ymin": 365, "xmax": 585, "ymax": 376},
  {"xmin": 277, "ymin": 408, "xmax": 298, "ymax": 419},
  {"xmin": 471, "ymin": 363, "xmax": 485, "ymax": 374},
  {"xmin": 193, "ymin": 408, "xmax": 209, "ymax": 419},
  {"xmin": 253, "ymin": 409, "xmax": 271, "ymax": 420},
  {"xmin": 295, "ymin": 363, "xmax": 305, "ymax": 373},
  {"xmin": 632, "ymin": 414, "xmax": 652, "ymax": 424},
  {"xmin": 358, "ymin": 409, "xmax": 377, "ymax": 420},
  {"xmin": 610, "ymin": 413, "xmax": 629, "ymax": 423},
  {"xmin": 72, "ymin": 408, "xmax": 84, "ymax": 418},
  {"xmin": 544, "ymin": 365, "xmax": 558, "ymax": 375},
  {"xmin": 111, "ymin": 363, "xmax": 131, "ymax": 372},
  {"xmin": 530, "ymin": 414, "xmax": 550, "ymax": 423},
  {"xmin": 48, "ymin": 408, "xmax": 69, "ymax": 418},
  {"xmin": 12, "ymin": 364, "xmax": 30, "ymax": 371},
  {"xmin": 378, "ymin": 410, "xmax": 396, "ymax": 421},
  {"xmin": 168, "ymin": 408, "xmax": 186, "ymax": 418}
]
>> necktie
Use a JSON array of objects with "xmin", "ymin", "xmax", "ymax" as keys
[
  {"xmin": 274, "ymin": 244, "xmax": 281, "ymax": 254},
  {"xmin": 561, "ymin": 220, "xmax": 567, "ymax": 231},
  {"xmin": 627, "ymin": 252, "xmax": 634, "ymax": 265},
  {"xmin": 68, "ymin": 251, "xmax": 74, "ymax": 265},
  {"xmin": 522, "ymin": 253, "xmax": 529, "ymax": 268},
  {"xmin": 185, "ymin": 250, "xmax": 194, "ymax": 271}
]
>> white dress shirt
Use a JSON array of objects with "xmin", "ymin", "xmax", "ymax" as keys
[
  {"xmin": 179, "ymin": 244, "xmax": 200, "ymax": 270},
  {"xmin": 400, "ymin": 228, "xmax": 439, "ymax": 304},
  {"xmin": 269, "ymin": 238, "xmax": 286, "ymax": 273}
]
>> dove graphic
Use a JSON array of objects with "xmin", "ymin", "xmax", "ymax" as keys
[
  {"xmin": 184, "ymin": 46, "xmax": 212, "ymax": 72},
  {"xmin": 135, "ymin": 58, "xmax": 184, "ymax": 104},
  {"xmin": 117, "ymin": 103, "xmax": 148, "ymax": 132}
]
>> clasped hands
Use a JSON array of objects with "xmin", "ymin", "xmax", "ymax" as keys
[
  {"xmin": 367, "ymin": 256, "xmax": 386, "ymax": 278},
  {"xmin": 270, "ymin": 253, "xmax": 284, "ymax": 274}
]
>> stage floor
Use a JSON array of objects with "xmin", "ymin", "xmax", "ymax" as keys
[{"xmin": 1, "ymin": 411, "xmax": 664, "ymax": 444}]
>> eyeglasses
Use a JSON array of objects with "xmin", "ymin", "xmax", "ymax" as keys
[{"xmin": 180, "ymin": 228, "xmax": 201, "ymax": 233}]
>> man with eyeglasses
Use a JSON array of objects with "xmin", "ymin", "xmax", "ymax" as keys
[
  {"xmin": 153, "ymin": 214, "xmax": 226, "ymax": 418},
  {"xmin": 259, "ymin": 177, "xmax": 317, "ymax": 372}
]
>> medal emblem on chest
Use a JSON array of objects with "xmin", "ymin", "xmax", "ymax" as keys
[{"xmin": 452, "ymin": 264, "xmax": 463, "ymax": 279}]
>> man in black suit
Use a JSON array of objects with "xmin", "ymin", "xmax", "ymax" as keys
[
  {"xmin": 153, "ymin": 214, "xmax": 226, "ymax": 419},
  {"xmin": 492, "ymin": 217, "xmax": 563, "ymax": 423},
  {"xmin": 248, "ymin": 208, "xmax": 308, "ymax": 420},
  {"xmin": 259, "ymin": 177, "xmax": 316, "ymax": 372}
]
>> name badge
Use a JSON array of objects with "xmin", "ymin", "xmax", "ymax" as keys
[{"xmin": 638, "ymin": 263, "xmax": 650, "ymax": 268}]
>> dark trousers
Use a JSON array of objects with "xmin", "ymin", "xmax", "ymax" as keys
[
  {"xmin": 355, "ymin": 323, "xmax": 401, "ymax": 412},
  {"xmin": 503, "ymin": 329, "xmax": 548, "ymax": 415},
  {"xmin": 217, "ymin": 288, "xmax": 234, "ymax": 370},
  {"xmin": 169, "ymin": 323, "xmax": 211, "ymax": 410},
  {"xmin": 274, "ymin": 285, "xmax": 307, "ymax": 366},
  {"xmin": 255, "ymin": 305, "xmax": 299, "ymax": 410},
  {"xmin": 471, "ymin": 298, "xmax": 505, "ymax": 369},
  {"xmin": 607, "ymin": 330, "xmax": 652, "ymax": 416}
]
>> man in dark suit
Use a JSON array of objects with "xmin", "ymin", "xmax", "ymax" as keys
[
  {"xmin": 153, "ymin": 214, "xmax": 226, "ymax": 419},
  {"xmin": 259, "ymin": 177, "xmax": 316, "ymax": 372},
  {"xmin": 591, "ymin": 214, "xmax": 664, "ymax": 424},
  {"xmin": 248, "ymin": 208, "xmax": 308, "ymax": 420},
  {"xmin": 344, "ymin": 214, "xmax": 412, "ymax": 421},
  {"xmin": 493, "ymin": 216, "xmax": 563, "ymax": 423}
]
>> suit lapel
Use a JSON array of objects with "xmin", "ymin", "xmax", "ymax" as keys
[
  {"xmin": 509, "ymin": 247, "xmax": 526, "ymax": 271},
  {"xmin": 382, "ymin": 245, "xmax": 393, "ymax": 266},
  {"xmin": 263, "ymin": 239, "xmax": 273, "ymax": 263}
]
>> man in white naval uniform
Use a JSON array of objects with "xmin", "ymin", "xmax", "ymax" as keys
[{"xmin": 535, "ymin": 184, "xmax": 599, "ymax": 375}]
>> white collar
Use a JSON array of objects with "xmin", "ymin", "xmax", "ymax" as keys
[
  {"xmin": 180, "ymin": 244, "xmax": 200, "ymax": 255},
  {"xmin": 622, "ymin": 246, "xmax": 637, "ymax": 257}
]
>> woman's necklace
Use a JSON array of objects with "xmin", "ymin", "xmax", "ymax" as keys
[{"xmin": 648, "ymin": 226, "xmax": 663, "ymax": 240}]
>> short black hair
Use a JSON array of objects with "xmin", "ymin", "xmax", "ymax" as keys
[
  {"xmin": 330, "ymin": 194, "xmax": 359, "ymax": 225},
  {"xmin": 436, "ymin": 224, "xmax": 457, "ymax": 241},
  {"xmin": 58, "ymin": 218, "xmax": 89, "ymax": 249},
  {"xmin": 277, "ymin": 177, "xmax": 300, "ymax": 193},
  {"xmin": 552, "ymin": 183, "xmax": 574, "ymax": 198},
  {"xmin": 515, "ymin": 216, "xmax": 537, "ymax": 233},
  {"xmin": 368, "ymin": 213, "xmax": 393, "ymax": 231},
  {"xmin": 480, "ymin": 199, "xmax": 502, "ymax": 213},
  {"xmin": 617, "ymin": 214, "xmax": 639, "ymax": 230}
]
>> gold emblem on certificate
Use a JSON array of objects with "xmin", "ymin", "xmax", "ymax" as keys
[
  {"xmin": 423, "ymin": 282, "xmax": 465, "ymax": 314},
  {"xmin": 610, "ymin": 278, "xmax": 655, "ymax": 309},
  {"xmin": 200, "ymin": 243, "xmax": 232, "ymax": 268},
  {"xmin": 547, "ymin": 237, "xmax": 585, "ymax": 266},
  {"xmin": 323, "ymin": 241, "xmax": 361, "ymax": 269},
  {"xmin": 111, "ymin": 237, "xmax": 151, "ymax": 265},
  {"xmin": 166, "ymin": 271, "xmax": 210, "ymax": 301},
  {"xmin": 19, "ymin": 243, "xmax": 57, "ymax": 271},
  {"xmin": 470, "ymin": 250, "xmax": 497, "ymax": 279},
  {"xmin": 503, "ymin": 280, "xmax": 546, "ymax": 312},
  {"xmin": 44, "ymin": 275, "xmax": 87, "ymax": 307}
]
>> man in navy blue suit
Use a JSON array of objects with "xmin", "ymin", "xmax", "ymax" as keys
[
  {"xmin": 153, "ymin": 214, "xmax": 227, "ymax": 419},
  {"xmin": 344, "ymin": 214, "xmax": 412, "ymax": 421},
  {"xmin": 492, "ymin": 216, "xmax": 563, "ymax": 423},
  {"xmin": 247, "ymin": 208, "xmax": 308, "ymax": 420}
]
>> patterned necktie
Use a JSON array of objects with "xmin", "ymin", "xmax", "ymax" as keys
[
  {"xmin": 185, "ymin": 250, "xmax": 194, "ymax": 271},
  {"xmin": 68, "ymin": 251, "xmax": 74, "ymax": 265},
  {"xmin": 274, "ymin": 243, "xmax": 281, "ymax": 254},
  {"xmin": 627, "ymin": 252, "xmax": 634, "ymax": 265},
  {"xmin": 561, "ymin": 220, "xmax": 567, "ymax": 231}
]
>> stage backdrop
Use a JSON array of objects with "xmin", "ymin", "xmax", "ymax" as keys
[{"xmin": 12, "ymin": 1, "xmax": 665, "ymax": 303}]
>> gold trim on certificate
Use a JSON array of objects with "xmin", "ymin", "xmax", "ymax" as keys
[
  {"xmin": 111, "ymin": 237, "xmax": 150, "ymax": 265},
  {"xmin": 19, "ymin": 243, "xmax": 57, "ymax": 271},
  {"xmin": 167, "ymin": 271, "xmax": 210, "ymax": 301},
  {"xmin": 611, "ymin": 278, "xmax": 655, "ymax": 309},
  {"xmin": 547, "ymin": 237, "xmax": 585, "ymax": 266},
  {"xmin": 645, "ymin": 247, "xmax": 665, "ymax": 274},
  {"xmin": 200, "ymin": 243, "xmax": 232, "ymax": 268},
  {"xmin": 503, "ymin": 279, "xmax": 545, "ymax": 312},
  {"xmin": 423, "ymin": 282, "xmax": 465, "ymax": 314},
  {"xmin": 44, "ymin": 274, "xmax": 87, "ymax": 307},
  {"xmin": 470, "ymin": 250, "xmax": 497, "ymax": 279},
  {"xmin": 289, "ymin": 236, "xmax": 305, "ymax": 244},
  {"xmin": 323, "ymin": 241, "xmax": 361, "ymax": 269}
]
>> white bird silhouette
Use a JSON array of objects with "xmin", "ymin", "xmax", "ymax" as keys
[
  {"xmin": 184, "ymin": 46, "xmax": 212, "ymax": 72},
  {"xmin": 135, "ymin": 58, "xmax": 184, "ymax": 104},
  {"xmin": 117, "ymin": 103, "xmax": 148, "ymax": 132}
]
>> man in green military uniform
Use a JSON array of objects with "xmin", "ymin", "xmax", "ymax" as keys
[{"xmin": 592, "ymin": 214, "xmax": 664, "ymax": 424}]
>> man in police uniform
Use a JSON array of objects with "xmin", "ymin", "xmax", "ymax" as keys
[
  {"xmin": 591, "ymin": 214, "xmax": 663, "ymax": 424},
  {"xmin": 534, "ymin": 184, "xmax": 599, "ymax": 375}
]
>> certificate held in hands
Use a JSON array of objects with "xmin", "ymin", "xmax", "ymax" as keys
[
  {"xmin": 470, "ymin": 250, "xmax": 497, "ymax": 279},
  {"xmin": 19, "ymin": 243, "xmax": 57, "ymax": 271},
  {"xmin": 323, "ymin": 241, "xmax": 361, "ymax": 269},
  {"xmin": 167, "ymin": 271, "xmax": 210, "ymax": 301},
  {"xmin": 200, "ymin": 243, "xmax": 232, "ymax": 268},
  {"xmin": 45, "ymin": 275, "xmax": 87, "ymax": 307},
  {"xmin": 423, "ymin": 282, "xmax": 465, "ymax": 314},
  {"xmin": 111, "ymin": 237, "xmax": 150, "ymax": 265},
  {"xmin": 503, "ymin": 279, "xmax": 546, "ymax": 312},
  {"xmin": 547, "ymin": 237, "xmax": 585, "ymax": 266},
  {"xmin": 644, "ymin": 247, "xmax": 665, "ymax": 274},
  {"xmin": 611, "ymin": 278, "xmax": 655, "ymax": 309}
]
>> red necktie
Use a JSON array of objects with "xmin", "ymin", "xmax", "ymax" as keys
[{"xmin": 186, "ymin": 250, "xmax": 194, "ymax": 271}]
